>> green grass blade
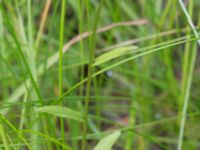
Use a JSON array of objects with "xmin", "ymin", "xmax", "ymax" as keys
[
  {"xmin": 58, "ymin": 0, "xmax": 66, "ymax": 145},
  {"xmin": 0, "ymin": 115, "xmax": 32, "ymax": 150},
  {"xmin": 93, "ymin": 46, "xmax": 138, "ymax": 66},
  {"xmin": 1, "ymin": 5, "xmax": 43, "ymax": 104},
  {"xmin": 179, "ymin": 0, "xmax": 200, "ymax": 45},
  {"xmin": 37, "ymin": 106, "xmax": 84, "ymax": 122},
  {"xmin": 0, "ymin": 124, "xmax": 10, "ymax": 150},
  {"xmin": 94, "ymin": 130, "xmax": 121, "ymax": 150},
  {"xmin": 177, "ymin": 1, "xmax": 200, "ymax": 150},
  {"xmin": 81, "ymin": 0, "xmax": 105, "ymax": 150}
]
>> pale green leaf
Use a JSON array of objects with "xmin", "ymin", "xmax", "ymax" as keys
[
  {"xmin": 94, "ymin": 130, "xmax": 121, "ymax": 150},
  {"xmin": 93, "ymin": 46, "xmax": 137, "ymax": 66},
  {"xmin": 37, "ymin": 106, "xmax": 84, "ymax": 122}
]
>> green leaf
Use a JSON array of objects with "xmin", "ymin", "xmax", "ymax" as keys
[
  {"xmin": 93, "ymin": 46, "xmax": 137, "ymax": 66},
  {"xmin": 94, "ymin": 130, "xmax": 121, "ymax": 150},
  {"xmin": 37, "ymin": 106, "xmax": 84, "ymax": 122},
  {"xmin": 0, "ymin": 124, "xmax": 10, "ymax": 150}
]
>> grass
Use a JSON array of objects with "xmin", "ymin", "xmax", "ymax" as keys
[
  {"xmin": 178, "ymin": 0, "xmax": 199, "ymax": 150},
  {"xmin": 58, "ymin": 0, "xmax": 66, "ymax": 146},
  {"xmin": 0, "ymin": 0, "xmax": 200, "ymax": 150},
  {"xmin": 81, "ymin": 1, "xmax": 105, "ymax": 150}
]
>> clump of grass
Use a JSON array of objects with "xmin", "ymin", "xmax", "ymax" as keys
[{"xmin": 0, "ymin": 0, "xmax": 200, "ymax": 150}]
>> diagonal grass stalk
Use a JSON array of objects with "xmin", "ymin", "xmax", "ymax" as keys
[
  {"xmin": 35, "ymin": 0, "xmax": 52, "ymax": 49},
  {"xmin": 0, "ymin": 115, "xmax": 32, "ymax": 149},
  {"xmin": 0, "ymin": 123, "xmax": 10, "ymax": 150}
]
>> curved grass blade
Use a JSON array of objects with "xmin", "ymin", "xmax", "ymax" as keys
[
  {"xmin": 94, "ymin": 130, "xmax": 121, "ymax": 150},
  {"xmin": 93, "ymin": 46, "xmax": 137, "ymax": 66},
  {"xmin": 37, "ymin": 106, "xmax": 84, "ymax": 122}
]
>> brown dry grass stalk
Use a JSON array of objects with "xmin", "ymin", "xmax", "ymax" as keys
[{"xmin": 35, "ymin": 0, "xmax": 52, "ymax": 48}]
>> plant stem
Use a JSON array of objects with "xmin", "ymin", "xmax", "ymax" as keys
[
  {"xmin": 59, "ymin": 0, "xmax": 66, "ymax": 147},
  {"xmin": 177, "ymin": 0, "xmax": 200, "ymax": 150},
  {"xmin": 0, "ymin": 124, "xmax": 10, "ymax": 150},
  {"xmin": 81, "ymin": 1, "xmax": 105, "ymax": 150}
]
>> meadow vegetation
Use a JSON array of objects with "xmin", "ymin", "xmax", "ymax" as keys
[{"xmin": 0, "ymin": 0, "xmax": 200, "ymax": 149}]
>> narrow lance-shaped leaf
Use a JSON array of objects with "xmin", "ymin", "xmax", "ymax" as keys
[
  {"xmin": 93, "ymin": 46, "xmax": 137, "ymax": 66},
  {"xmin": 94, "ymin": 130, "xmax": 121, "ymax": 150},
  {"xmin": 37, "ymin": 106, "xmax": 84, "ymax": 122}
]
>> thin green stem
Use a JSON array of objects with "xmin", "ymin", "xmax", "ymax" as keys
[
  {"xmin": 0, "ymin": 124, "xmax": 10, "ymax": 150},
  {"xmin": 58, "ymin": 0, "xmax": 66, "ymax": 147},
  {"xmin": 0, "ymin": 115, "xmax": 32, "ymax": 150},
  {"xmin": 78, "ymin": 0, "xmax": 84, "ymax": 97},
  {"xmin": 81, "ymin": 1, "xmax": 105, "ymax": 150},
  {"xmin": 177, "ymin": 0, "xmax": 200, "ymax": 150},
  {"xmin": 178, "ymin": 0, "xmax": 200, "ymax": 45},
  {"xmin": 178, "ymin": 0, "xmax": 194, "ymax": 120}
]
